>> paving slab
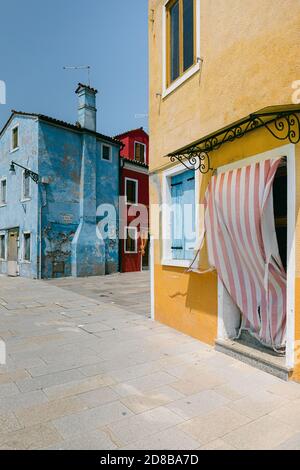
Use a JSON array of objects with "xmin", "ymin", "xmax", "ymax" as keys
[{"xmin": 1, "ymin": 273, "xmax": 300, "ymax": 450}]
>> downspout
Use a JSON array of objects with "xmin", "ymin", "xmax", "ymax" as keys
[{"xmin": 118, "ymin": 145, "xmax": 125, "ymax": 273}]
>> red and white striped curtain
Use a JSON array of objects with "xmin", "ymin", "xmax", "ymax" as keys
[{"xmin": 204, "ymin": 158, "xmax": 286, "ymax": 351}]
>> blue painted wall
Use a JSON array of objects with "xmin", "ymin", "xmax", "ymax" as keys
[
  {"xmin": 0, "ymin": 115, "xmax": 39, "ymax": 278},
  {"xmin": 0, "ymin": 113, "xmax": 120, "ymax": 279}
]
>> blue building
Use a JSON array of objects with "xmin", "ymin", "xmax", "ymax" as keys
[{"xmin": 0, "ymin": 84, "xmax": 121, "ymax": 279}]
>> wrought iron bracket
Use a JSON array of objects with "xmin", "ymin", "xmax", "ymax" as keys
[
  {"xmin": 167, "ymin": 109, "xmax": 300, "ymax": 174},
  {"xmin": 10, "ymin": 161, "xmax": 39, "ymax": 184}
]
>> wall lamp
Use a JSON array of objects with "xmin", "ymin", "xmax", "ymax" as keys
[{"xmin": 9, "ymin": 161, "xmax": 39, "ymax": 184}]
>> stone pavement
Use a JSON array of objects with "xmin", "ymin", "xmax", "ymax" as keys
[
  {"xmin": 0, "ymin": 274, "xmax": 300, "ymax": 450},
  {"xmin": 47, "ymin": 272, "xmax": 151, "ymax": 318}
]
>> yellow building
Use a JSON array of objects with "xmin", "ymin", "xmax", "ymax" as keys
[{"xmin": 149, "ymin": 0, "xmax": 300, "ymax": 381}]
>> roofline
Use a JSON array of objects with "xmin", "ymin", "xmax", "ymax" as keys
[
  {"xmin": 0, "ymin": 110, "xmax": 122, "ymax": 147},
  {"xmin": 115, "ymin": 127, "xmax": 149, "ymax": 139},
  {"xmin": 121, "ymin": 156, "xmax": 149, "ymax": 169}
]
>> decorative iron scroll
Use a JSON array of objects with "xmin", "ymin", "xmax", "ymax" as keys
[
  {"xmin": 167, "ymin": 111, "xmax": 300, "ymax": 173},
  {"xmin": 24, "ymin": 168, "xmax": 39, "ymax": 184}
]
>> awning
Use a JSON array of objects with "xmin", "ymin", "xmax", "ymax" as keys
[{"xmin": 166, "ymin": 104, "xmax": 300, "ymax": 173}]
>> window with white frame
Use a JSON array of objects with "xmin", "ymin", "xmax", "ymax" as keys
[
  {"xmin": 125, "ymin": 178, "xmax": 138, "ymax": 205},
  {"xmin": 11, "ymin": 125, "xmax": 19, "ymax": 151},
  {"xmin": 22, "ymin": 171, "xmax": 30, "ymax": 200},
  {"xmin": 134, "ymin": 142, "xmax": 146, "ymax": 164},
  {"xmin": 163, "ymin": 0, "xmax": 200, "ymax": 96},
  {"xmin": 102, "ymin": 144, "xmax": 112, "ymax": 161},
  {"xmin": 162, "ymin": 167, "xmax": 197, "ymax": 265},
  {"xmin": 0, "ymin": 234, "xmax": 5, "ymax": 260},
  {"xmin": 0, "ymin": 179, "xmax": 7, "ymax": 205},
  {"xmin": 124, "ymin": 226, "xmax": 138, "ymax": 254},
  {"xmin": 23, "ymin": 233, "xmax": 31, "ymax": 262}
]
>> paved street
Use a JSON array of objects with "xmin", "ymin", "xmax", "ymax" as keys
[
  {"xmin": 0, "ymin": 274, "xmax": 300, "ymax": 450},
  {"xmin": 47, "ymin": 272, "xmax": 151, "ymax": 318}
]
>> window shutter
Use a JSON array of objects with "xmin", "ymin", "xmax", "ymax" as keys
[
  {"xmin": 171, "ymin": 174, "xmax": 184, "ymax": 259},
  {"xmin": 182, "ymin": 171, "xmax": 195, "ymax": 260}
]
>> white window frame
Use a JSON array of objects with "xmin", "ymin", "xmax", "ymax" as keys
[
  {"xmin": 134, "ymin": 141, "xmax": 146, "ymax": 163},
  {"xmin": 162, "ymin": 0, "xmax": 201, "ymax": 99},
  {"xmin": 161, "ymin": 163, "xmax": 200, "ymax": 267},
  {"xmin": 124, "ymin": 226, "xmax": 138, "ymax": 254},
  {"xmin": 101, "ymin": 143, "xmax": 112, "ymax": 162},
  {"xmin": 10, "ymin": 123, "xmax": 20, "ymax": 153},
  {"xmin": 0, "ymin": 232, "xmax": 6, "ymax": 260},
  {"xmin": 125, "ymin": 177, "xmax": 139, "ymax": 206},
  {"xmin": 21, "ymin": 170, "xmax": 31, "ymax": 202},
  {"xmin": 22, "ymin": 231, "xmax": 31, "ymax": 263},
  {"xmin": 0, "ymin": 178, "xmax": 7, "ymax": 206}
]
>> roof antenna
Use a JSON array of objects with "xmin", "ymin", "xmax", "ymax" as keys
[{"xmin": 63, "ymin": 65, "xmax": 91, "ymax": 86}]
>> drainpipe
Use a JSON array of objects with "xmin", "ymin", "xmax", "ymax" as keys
[{"xmin": 119, "ymin": 150, "xmax": 124, "ymax": 273}]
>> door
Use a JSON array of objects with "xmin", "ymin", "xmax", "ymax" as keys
[{"xmin": 7, "ymin": 228, "xmax": 19, "ymax": 276}]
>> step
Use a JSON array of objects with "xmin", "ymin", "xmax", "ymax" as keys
[{"xmin": 215, "ymin": 337, "xmax": 293, "ymax": 381}]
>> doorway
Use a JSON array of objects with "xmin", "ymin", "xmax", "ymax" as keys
[
  {"xmin": 7, "ymin": 228, "xmax": 19, "ymax": 277},
  {"xmin": 216, "ymin": 145, "xmax": 295, "ymax": 374}
]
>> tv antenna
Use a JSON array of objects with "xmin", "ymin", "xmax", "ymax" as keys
[{"xmin": 63, "ymin": 65, "xmax": 91, "ymax": 85}]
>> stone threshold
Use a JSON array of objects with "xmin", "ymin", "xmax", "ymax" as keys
[{"xmin": 215, "ymin": 334, "xmax": 293, "ymax": 381}]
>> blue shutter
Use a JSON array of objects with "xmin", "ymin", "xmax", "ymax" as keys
[
  {"xmin": 182, "ymin": 171, "xmax": 195, "ymax": 260},
  {"xmin": 170, "ymin": 170, "xmax": 195, "ymax": 261},
  {"xmin": 171, "ymin": 174, "xmax": 184, "ymax": 259}
]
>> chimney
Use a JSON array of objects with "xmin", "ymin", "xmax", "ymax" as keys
[{"xmin": 75, "ymin": 83, "xmax": 98, "ymax": 132}]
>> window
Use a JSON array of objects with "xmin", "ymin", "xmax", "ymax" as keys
[
  {"xmin": 162, "ymin": 167, "xmax": 198, "ymax": 266},
  {"xmin": 134, "ymin": 142, "xmax": 146, "ymax": 163},
  {"xmin": 125, "ymin": 178, "xmax": 138, "ymax": 205},
  {"xmin": 11, "ymin": 125, "xmax": 19, "ymax": 150},
  {"xmin": 23, "ymin": 233, "xmax": 31, "ymax": 262},
  {"xmin": 0, "ymin": 179, "xmax": 7, "ymax": 205},
  {"xmin": 163, "ymin": 0, "xmax": 200, "ymax": 96},
  {"xmin": 170, "ymin": 169, "xmax": 195, "ymax": 260},
  {"xmin": 125, "ymin": 227, "xmax": 138, "ymax": 253},
  {"xmin": 0, "ymin": 234, "xmax": 5, "ymax": 260},
  {"xmin": 166, "ymin": 0, "xmax": 196, "ymax": 85},
  {"xmin": 22, "ymin": 171, "xmax": 30, "ymax": 200},
  {"xmin": 102, "ymin": 144, "xmax": 112, "ymax": 161}
]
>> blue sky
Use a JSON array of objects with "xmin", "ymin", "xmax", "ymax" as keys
[{"xmin": 0, "ymin": 0, "xmax": 148, "ymax": 136}]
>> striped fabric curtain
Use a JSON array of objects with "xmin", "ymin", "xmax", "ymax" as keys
[{"xmin": 204, "ymin": 158, "xmax": 286, "ymax": 351}]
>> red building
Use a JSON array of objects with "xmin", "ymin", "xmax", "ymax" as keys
[{"xmin": 116, "ymin": 128, "xmax": 149, "ymax": 273}]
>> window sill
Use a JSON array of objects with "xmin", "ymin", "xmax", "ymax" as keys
[
  {"xmin": 0, "ymin": 203, "xmax": 7, "ymax": 208},
  {"xmin": 20, "ymin": 198, "xmax": 31, "ymax": 203},
  {"xmin": 20, "ymin": 261, "xmax": 31, "ymax": 264},
  {"xmin": 162, "ymin": 62, "xmax": 201, "ymax": 99},
  {"xmin": 10, "ymin": 147, "xmax": 20, "ymax": 154},
  {"xmin": 161, "ymin": 258, "xmax": 191, "ymax": 268}
]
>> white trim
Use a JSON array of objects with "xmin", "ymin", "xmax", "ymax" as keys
[
  {"xmin": 216, "ymin": 143, "xmax": 296, "ymax": 369},
  {"xmin": 125, "ymin": 177, "xmax": 139, "ymax": 205},
  {"xmin": 161, "ymin": 163, "xmax": 200, "ymax": 267},
  {"xmin": 124, "ymin": 226, "xmax": 138, "ymax": 254},
  {"xmin": 22, "ymin": 231, "xmax": 31, "ymax": 263},
  {"xmin": 150, "ymin": 235, "xmax": 155, "ymax": 320},
  {"xmin": 134, "ymin": 141, "xmax": 146, "ymax": 164},
  {"xmin": 0, "ymin": 231, "xmax": 7, "ymax": 261},
  {"xmin": 21, "ymin": 169, "xmax": 31, "ymax": 202},
  {"xmin": 162, "ymin": 0, "xmax": 201, "ymax": 98},
  {"xmin": 10, "ymin": 123, "xmax": 20, "ymax": 153},
  {"xmin": 101, "ymin": 143, "xmax": 112, "ymax": 162},
  {"xmin": 286, "ymin": 145, "xmax": 296, "ymax": 369},
  {"xmin": 0, "ymin": 177, "xmax": 7, "ymax": 206}
]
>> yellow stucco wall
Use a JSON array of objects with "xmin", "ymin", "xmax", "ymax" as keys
[
  {"xmin": 149, "ymin": 0, "xmax": 300, "ymax": 378},
  {"xmin": 149, "ymin": 0, "xmax": 300, "ymax": 171}
]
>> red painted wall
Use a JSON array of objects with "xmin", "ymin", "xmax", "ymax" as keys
[
  {"xmin": 117, "ymin": 128, "xmax": 149, "ymax": 273},
  {"xmin": 118, "ymin": 128, "xmax": 149, "ymax": 164}
]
